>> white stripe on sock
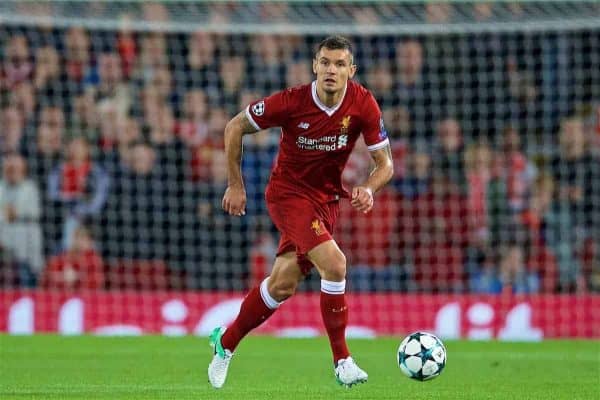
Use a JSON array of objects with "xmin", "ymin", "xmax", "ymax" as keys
[
  {"xmin": 260, "ymin": 277, "xmax": 281, "ymax": 309},
  {"xmin": 321, "ymin": 279, "xmax": 346, "ymax": 295}
]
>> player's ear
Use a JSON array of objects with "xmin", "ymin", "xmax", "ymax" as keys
[
  {"xmin": 349, "ymin": 63, "xmax": 357, "ymax": 79},
  {"xmin": 312, "ymin": 58, "xmax": 317, "ymax": 74}
]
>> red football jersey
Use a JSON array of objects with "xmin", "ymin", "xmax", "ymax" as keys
[{"xmin": 246, "ymin": 80, "xmax": 389, "ymax": 203}]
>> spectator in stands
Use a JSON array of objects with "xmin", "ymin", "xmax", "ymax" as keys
[
  {"xmin": 26, "ymin": 106, "xmax": 65, "ymax": 255},
  {"xmin": 148, "ymin": 105, "xmax": 189, "ymax": 182},
  {"xmin": 551, "ymin": 117, "xmax": 599, "ymax": 237},
  {"xmin": 10, "ymin": 81, "xmax": 36, "ymax": 122},
  {"xmin": 463, "ymin": 143, "xmax": 519, "ymax": 294},
  {"xmin": 242, "ymin": 129, "xmax": 278, "ymax": 218},
  {"xmin": 393, "ymin": 39, "xmax": 436, "ymax": 137},
  {"xmin": 0, "ymin": 154, "xmax": 43, "ymax": 287},
  {"xmin": 90, "ymin": 52, "xmax": 132, "ymax": 119},
  {"xmin": 396, "ymin": 39, "xmax": 423, "ymax": 87},
  {"xmin": 33, "ymin": 46, "xmax": 64, "ymax": 107},
  {"xmin": 218, "ymin": 56, "xmax": 247, "ymax": 108},
  {"xmin": 189, "ymin": 107, "xmax": 227, "ymax": 182},
  {"xmin": 394, "ymin": 40, "xmax": 423, "ymax": 90},
  {"xmin": 186, "ymin": 31, "xmax": 219, "ymax": 91},
  {"xmin": 285, "ymin": 60, "xmax": 312, "ymax": 89},
  {"xmin": 521, "ymin": 175, "xmax": 578, "ymax": 292},
  {"xmin": 147, "ymin": 66, "xmax": 176, "ymax": 108},
  {"xmin": 351, "ymin": 5, "xmax": 380, "ymax": 25},
  {"xmin": 193, "ymin": 149, "xmax": 249, "ymax": 290},
  {"xmin": 425, "ymin": 2, "xmax": 454, "ymax": 23},
  {"xmin": 506, "ymin": 56, "xmax": 538, "ymax": 106},
  {"xmin": 0, "ymin": 106, "xmax": 25, "ymax": 155},
  {"xmin": 591, "ymin": 104, "xmax": 600, "ymax": 156},
  {"xmin": 249, "ymin": 34, "xmax": 285, "ymax": 91},
  {"xmin": 395, "ymin": 144, "xmax": 431, "ymax": 197},
  {"xmin": 0, "ymin": 243, "xmax": 17, "ymax": 288},
  {"xmin": 366, "ymin": 63, "xmax": 396, "ymax": 106},
  {"xmin": 499, "ymin": 244, "xmax": 539, "ymax": 294},
  {"xmin": 208, "ymin": 2, "xmax": 233, "ymax": 24},
  {"xmin": 41, "ymin": 225, "xmax": 104, "ymax": 291},
  {"xmin": 338, "ymin": 144, "xmax": 402, "ymax": 291},
  {"xmin": 464, "ymin": 142, "xmax": 496, "ymax": 244},
  {"xmin": 101, "ymin": 117, "xmax": 141, "ymax": 177},
  {"xmin": 552, "ymin": 117, "xmax": 599, "ymax": 291},
  {"xmin": 48, "ymin": 137, "xmax": 110, "ymax": 250},
  {"xmin": 29, "ymin": 105, "xmax": 64, "ymax": 185},
  {"xmin": 256, "ymin": 1, "xmax": 290, "ymax": 22},
  {"xmin": 105, "ymin": 141, "xmax": 185, "ymax": 267},
  {"xmin": 433, "ymin": 118, "xmax": 467, "ymax": 192},
  {"xmin": 499, "ymin": 126, "xmax": 537, "ymax": 212},
  {"xmin": 397, "ymin": 173, "xmax": 471, "ymax": 292},
  {"xmin": 104, "ymin": 141, "xmax": 154, "ymax": 259},
  {"xmin": 139, "ymin": 32, "xmax": 168, "ymax": 74},
  {"xmin": 116, "ymin": 17, "xmax": 136, "ymax": 79},
  {"xmin": 142, "ymin": 2, "xmax": 170, "ymax": 22},
  {"xmin": 473, "ymin": 2, "xmax": 494, "ymax": 21},
  {"xmin": 139, "ymin": 85, "xmax": 162, "ymax": 130},
  {"xmin": 177, "ymin": 89, "xmax": 209, "ymax": 148},
  {"xmin": 64, "ymin": 27, "xmax": 91, "ymax": 86},
  {"xmin": 69, "ymin": 91, "xmax": 99, "ymax": 141},
  {"xmin": 382, "ymin": 106, "xmax": 411, "ymax": 178},
  {"xmin": 469, "ymin": 257, "xmax": 502, "ymax": 294},
  {"xmin": 1, "ymin": 35, "xmax": 32, "ymax": 90},
  {"xmin": 583, "ymin": 106, "xmax": 600, "ymax": 286},
  {"xmin": 97, "ymin": 104, "xmax": 127, "ymax": 155}
]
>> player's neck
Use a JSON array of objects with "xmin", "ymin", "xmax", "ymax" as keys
[{"xmin": 316, "ymin": 85, "xmax": 345, "ymax": 108}]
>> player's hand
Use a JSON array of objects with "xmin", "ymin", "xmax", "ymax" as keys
[
  {"xmin": 351, "ymin": 186, "xmax": 374, "ymax": 214},
  {"xmin": 222, "ymin": 185, "xmax": 246, "ymax": 216}
]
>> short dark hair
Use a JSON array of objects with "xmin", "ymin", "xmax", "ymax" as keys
[{"xmin": 315, "ymin": 36, "xmax": 354, "ymax": 64}]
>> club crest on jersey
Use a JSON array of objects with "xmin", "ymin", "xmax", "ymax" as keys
[
  {"xmin": 339, "ymin": 115, "xmax": 351, "ymax": 134},
  {"xmin": 311, "ymin": 219, "xmax": 326, "ymax": 236},
  {"xmin": 252, "ymin": 100, "xmax": 265, "ymax": 116}
]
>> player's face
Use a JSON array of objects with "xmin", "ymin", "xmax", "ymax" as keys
[{"xmin": 313, "ymin": 48, "xmax": 356, "ymax": 94}]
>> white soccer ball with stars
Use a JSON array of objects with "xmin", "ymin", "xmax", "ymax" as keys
[{"xmin": 397, "ymin": 331, "xmax": 447, "ymax": 381}]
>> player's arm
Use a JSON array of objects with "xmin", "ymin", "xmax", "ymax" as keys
[
  {"xmin": 351, "ymin": 144, "xmax": 394, "ymax": 214},
  {"xmin": 222, "ymin": 111, "xmax": 259, "ymax": 216}
]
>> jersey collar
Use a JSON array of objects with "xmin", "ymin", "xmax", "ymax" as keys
[{"xmin": 311, "ymin": 80, "xmax": 347, "ymax": 117}]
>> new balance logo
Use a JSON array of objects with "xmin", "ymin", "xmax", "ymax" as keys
[{"xmin": 297, "ymin": 122, "xmax": 310, "ymax": 129}]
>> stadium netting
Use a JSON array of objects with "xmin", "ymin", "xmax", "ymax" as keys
[{"xmin": 0, "ymin": 1, "xmax": 598, "ymax": 335}]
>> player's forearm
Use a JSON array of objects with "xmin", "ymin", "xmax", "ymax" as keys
[
  {"xmin": 361, "ymin": 145, "xmax": 394, "ymax": 194},
  {"xmin": 224, "ymin": 122, "xmax": 245, "ymax": 188},
  {"xmin": 363, "ymin": 163, "xmax": 394, "ymax": 194}
]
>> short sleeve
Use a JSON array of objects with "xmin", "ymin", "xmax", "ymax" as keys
[
  {"xmin": 361, "ymin": 92, "xmax": 389, "ymax": 151},
  {"xmin": 245, "ymin": 89, "xmax": 290, "ymax": 130}
]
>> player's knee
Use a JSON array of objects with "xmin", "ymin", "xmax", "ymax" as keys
[
  {"xmin": 325, "ymin": 251, "xmax": 347, "ymax": 281},
  {"xmin": 268, "ymin": 277, "xmax": 298, "ymax": 302}
]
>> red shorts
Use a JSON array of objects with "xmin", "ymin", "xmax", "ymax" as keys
[{"xmin": 266, "ymin": 193, "xmax": 339, "ymax": 275}]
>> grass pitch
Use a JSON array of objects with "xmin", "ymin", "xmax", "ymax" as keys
[{"xmin": 0, "ymin": 335, "xmax": 598, "ymax": 399}]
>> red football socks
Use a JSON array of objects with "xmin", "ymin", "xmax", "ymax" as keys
[
  {"xmin": 320, "ymin": 279, "xmax": 350, "ymax": 364},
  {"xmin": 221, "ymin": 279, "xmax": 279, "ymax": 352}
]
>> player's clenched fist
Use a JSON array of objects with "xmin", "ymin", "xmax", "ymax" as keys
[
  {"xmin": 351, "ymin": 186, "xmax": 374, "ymax": 214},
  {"xmin": 222, "ymin": 185, "xmax": 246, "ymax": 216}
]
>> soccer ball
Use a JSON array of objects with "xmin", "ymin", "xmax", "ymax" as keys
[{"xmin": 397, "ymin": 331, "xmax": 446, "ymax": 381}]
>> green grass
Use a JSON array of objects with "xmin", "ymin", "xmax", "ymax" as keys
[{"xmin": 0, "ymin": 335, "xmax": 598, "ymax": 399}]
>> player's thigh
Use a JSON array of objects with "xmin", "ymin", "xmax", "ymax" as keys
[
  {"xmin": 268, "ymin": 251, "xmax": 305, "ymax": 300},
  {"xmin": 267, "ymin": 196, "xmax": 336, "ymax": 256},
  {"xmin": 306, "ymin": 239, "xmax": 347, "ymax": 281}
]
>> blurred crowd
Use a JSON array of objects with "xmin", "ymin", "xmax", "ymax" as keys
[{"xmin": 0, "ymin": 25, "xmax": 598, "ymax": 293}]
